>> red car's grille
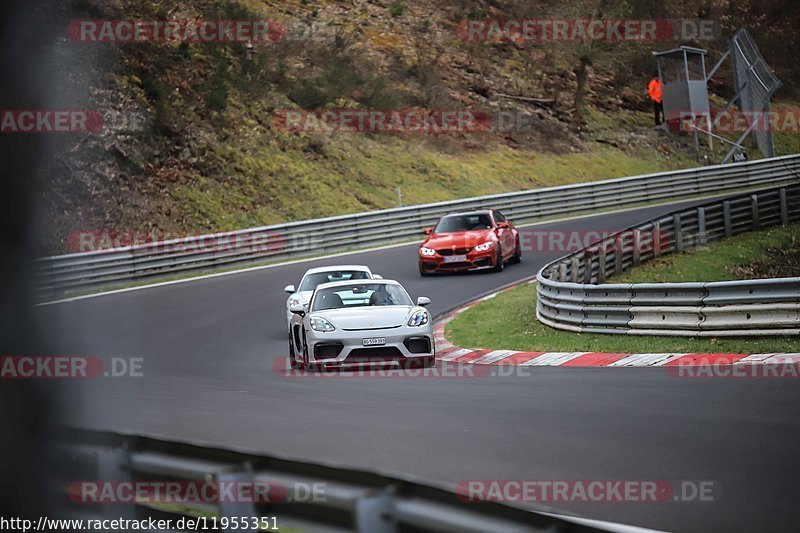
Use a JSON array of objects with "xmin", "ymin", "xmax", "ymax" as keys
[{"xmin": 438, "ymin": 247, "xmax": 472, "ymax": 256}]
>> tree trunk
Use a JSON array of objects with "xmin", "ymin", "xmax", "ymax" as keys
[{"xmin": 574, "ymin": 56, "xmax": 591, "ymax": 117}]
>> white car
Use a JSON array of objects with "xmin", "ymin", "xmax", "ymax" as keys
[
  {"xmin": 284, "ymin": 265, "xmax": 380, "ymax": 332},
  {"xmin": 287, "ymin": 279, "xmax": 434, "ymax": 370}
]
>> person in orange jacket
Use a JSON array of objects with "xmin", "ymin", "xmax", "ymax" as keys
[{"xmin": 648, "ymin": 71, "xmax": 663, "ymax": 126}]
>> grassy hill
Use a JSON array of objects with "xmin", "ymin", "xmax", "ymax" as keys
[{"xmin": 37, "ymin": 0, "xmax": 800, "ymax": 254}]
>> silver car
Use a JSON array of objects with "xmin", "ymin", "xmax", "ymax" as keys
[
  {"xmin": 288, "ymin": 279, "xmax": 434, "ymax": 370},
  {"xmin": 283, "ymin": 265, "xmax": 380, "ymax": 332}
]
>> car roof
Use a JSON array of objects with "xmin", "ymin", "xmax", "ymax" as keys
[
  {"xmin": 440, "ymin": 209, "xmax": 494, "ymax": 217},
  {"xmin": 315, "ymin": 279, "xmax": 401, "ymax": 291},
  {"xmin": 302, "ymin": 265, "xmax": 373, "ymax": 276}
]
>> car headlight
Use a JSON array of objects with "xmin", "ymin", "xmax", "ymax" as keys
[
  {"xmin": 408, "ymin": 310, "xmax": 429, "ymax": 327},
  {"xmin": 310, "ymin": 317, "xmax": 335, "ymax": 332},
  {"xmin": 419, "ymin": 246, "xmax": 436, "ymax": 256},
  {"xmin": 474, "ymin": 241, "xmax": 495, "ymax": 252},
  {"xmin": 289, "ymin": 296, "xmax": 302, "ymax": 307}
]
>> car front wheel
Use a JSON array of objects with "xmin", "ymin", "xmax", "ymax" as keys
[
  {"xmin": 493, "ymin": 247, "xmax": 504, "ymax": 272},
  {"xmin": 289, "ymin": 338, "xmax": 301, "ymax": 369}
]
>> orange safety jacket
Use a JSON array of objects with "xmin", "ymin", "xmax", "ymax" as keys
[{"xmin": 648, "ymin": 78, "xmax": 663, "ymax": 103}]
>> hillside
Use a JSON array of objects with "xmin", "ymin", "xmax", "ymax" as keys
[{"xmin": 35, "ymin": 0, "xmax": 800, "ymax": 254}]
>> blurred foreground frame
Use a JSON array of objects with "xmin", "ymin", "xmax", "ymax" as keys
[{"xmin": 0, "ymin": 0, "xmax": 62, "ymax": 523}]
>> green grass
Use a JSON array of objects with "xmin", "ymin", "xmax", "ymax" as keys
[
  {"xmin": 615, "ymin": 222, "xmax": 800, "ymax": 283},
  {"xmin": 446, "ymin": 224, "xmax": 800, "ymax": 354},
  {"xmin": 170, "ymin": 98, "xmax": 696, "ymax": 232}
]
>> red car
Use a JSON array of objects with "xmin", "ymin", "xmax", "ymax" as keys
[{"xmin": 418, "ymin": 209, "xmax": 521, "ymax": 275}]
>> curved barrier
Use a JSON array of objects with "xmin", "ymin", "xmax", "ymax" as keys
[
  {"xmin": 57, "ymin": 430, "xmax": 607, "ymax": 532},
  {"xmin": 35, "ymin": 154, "xmax": 800, "ymax": 298},
  {"xmin": 536, "ymin": 184, "xmax": 800, "ymax": 336}
]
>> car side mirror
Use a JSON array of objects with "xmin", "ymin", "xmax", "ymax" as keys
[
  {"xmin": 422, "ymin": 227, "xmax": 433, "ymax": 235},
  {"xmin": 496, "ymin": 222, "xmax": 509, "ymax": 229},
  {"xmin": 416, "ymin": 296, "xmax": 431, "ymax": 307},
  {"xmin": 290, "ymin": 303, "xmax": 305, "ymax": 315},
  {"xmin": 372, "ymin": 274, "xmax": 383, "ymax": 279},
  {"xmin": 284, "ymin": 284, "xmax": 296, "ymax": 294}
]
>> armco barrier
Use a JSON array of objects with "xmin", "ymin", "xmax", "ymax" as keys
[
  {"xmin": 55, "ymin": 430, "xmax": 605, "ymax": 532},
  {"xmin": 35, "ymin": 154, "xmax": 800, "ymax": 298},
  {"xmin": 536, "ymin": 184, "xmax": 800, "ymax": 336}
]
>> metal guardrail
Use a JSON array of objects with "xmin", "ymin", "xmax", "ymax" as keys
[
  {"xmin": 53, "ymin": 430, "xmax": 610, "ymax": 532},
  {"xmin": 35, "ymin": 154, "xmax": 800, "ymax": 299},
  {"xmin": 536, "ymin": 184, "xmax": 800, "ymax": 336}
]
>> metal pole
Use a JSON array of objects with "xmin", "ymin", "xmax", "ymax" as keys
[{"xmin": 706, "ymin": 50, "xmax": 729, "ymax": 81}]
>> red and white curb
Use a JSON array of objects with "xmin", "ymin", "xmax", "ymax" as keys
[{"xmin": 434, "ymin": 288, "xmax": 800, "ymax": 368}]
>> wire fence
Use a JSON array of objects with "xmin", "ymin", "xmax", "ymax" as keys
[{"xmin": 731, "ymin": 28, "xmax": 782, "ymax": 159}]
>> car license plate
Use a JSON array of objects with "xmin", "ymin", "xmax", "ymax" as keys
[
  {"xmin": 443, "ymin": 255, "xmax": 467, "ymax": 263},
  {"xmin": 362, "ymin": 337, "xmax": 386, "ymax": 346}
]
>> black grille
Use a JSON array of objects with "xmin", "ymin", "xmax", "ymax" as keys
[
  {"xmin": 439, "ymin": 262, "xmax": 471, "ymax": 269},
  {"xmin": 347, "ymin": 347, "xmax": 404, "ymax": 362},
  {"xmin": 404, "ymin": 337, "xmax": 432, "ymax": 354},
  {"xmin": 314, "ymin": 342, "xmax": 344, "ymax": 360},
  {"xmin": 438, "ymin": 247, "xmax": 471, "ymax": 256}
]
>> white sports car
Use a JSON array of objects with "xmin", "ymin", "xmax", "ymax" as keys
[
  {"xmin": 288, "ymin": 279, "xmax": 435, "ymax": 370},
  {"xmin": 283, "ymin": 265, "xmax": 380, "ymax": 332}
]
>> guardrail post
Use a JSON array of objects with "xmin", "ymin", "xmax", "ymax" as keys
[
  {"xmin": 751, "ymin": 194, "xmax": 760, "ymax": 230},
  {"xmin": 698, "ymin": 208, "xmax": 707, "ymax": 245},
  {"xmin": 723, "ymin": 201, "xmax": 732, "ymax": 237},
  {"xmin": 218, "ymin": 469, "xmax": 258, "ymax": 528},
  {"xmin": 597, "ymin": 243, "xmax": 607, "ymax": 284},
  {"xmin": 583, "ymin": 250, "xmax": 593, "ymax": 284},
  {"xmin": 354, "ymin": 488, "xmax": 396, "ymax": 533},
  {"xmin": 614, "ymin": 235, "xmax": 623, "ymax": 275},
  {"xmin": 673, "ymin": 213, "xmax": 684, "ymax": 253},
  {"xmin": 570, "ymin": 256, "xmax": 580, "ymax": 283},
  {"xmin": 632, "ymin": 229, "xmax": 641, "ymax": 266},
  {"xmin": 779, "ymin": 188, "xmax": 789, "ymax": 225},
  {"xmin": 653, "ymin": 222, "xmax": 662, "ymax": 258},
  {"xmin": 559, "ymin": 262, "xmax": 568, "ymax": 282},
  {"xmin": 96, "ymin": 445, "xmax": 136, "ymax": 520}
]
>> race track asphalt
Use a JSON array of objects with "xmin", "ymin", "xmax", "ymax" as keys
[{"xmin": 36, "ymin": 197, "xmax": 800, "ymax": 532}]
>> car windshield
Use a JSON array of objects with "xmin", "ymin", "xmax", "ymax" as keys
[
  {"xmin": 312, "ymin": 283, "xmax": 412, "ymax": 311},
  {"xmin": 434, "ymin": 214, "xmax": 493, "ymax": 233},
  {"xmin": 298, "ymin": 270, "xmax": 371, "ymax": 291}
]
